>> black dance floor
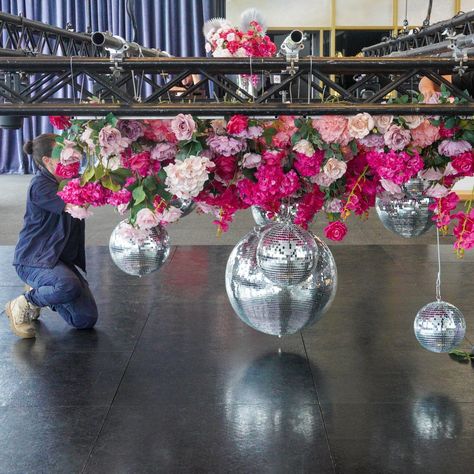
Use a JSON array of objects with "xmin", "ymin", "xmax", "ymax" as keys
[{"xmin": 0, "ymin": 244, "xmax": 473, "ymax": 473}]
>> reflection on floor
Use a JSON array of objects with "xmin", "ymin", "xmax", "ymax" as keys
[{"xmin": 0, "ymin": 245, "xmax": 473, "ymax": 473}]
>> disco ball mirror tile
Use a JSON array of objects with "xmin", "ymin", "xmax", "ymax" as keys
[
  {"xmin": 414, "ymin": 301, "xmax": 466, "ymax": 353},
  {"xmin": 256, "ymin": 222, "xmax": 318, "ymax": 286},
  {"xmin": 226, "ymin": 226, "xmax": 337, "ymax": 336},
  {"xmin": 109, "ymin": 220, "xmax": 171, "ymax": 276},
  {"xmin": 251, "ymin": 202, "xmax": 299, "ymax": 226}
]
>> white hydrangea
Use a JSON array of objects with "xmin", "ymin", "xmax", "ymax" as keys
[{"xmin": 164, "ymin": 155, "xmax": 215, "ymax": 200}]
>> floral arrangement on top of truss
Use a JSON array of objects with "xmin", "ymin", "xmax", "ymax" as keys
[{"xmin": 49, "ymin": 86, "xmax": 474, "ymax": 255}]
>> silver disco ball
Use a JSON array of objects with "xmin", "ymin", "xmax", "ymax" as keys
[
  {"xmin": 109, "ymin": 220, "xmax": 171, "ymax": 276},
  {"xmin": 375, "ymin": 192, "xmax": 434, "ymax": 238},
  {"xmin": 225, "ymin": 226, "xmax": 337, "ymax": 336},
  {"xmin": 403, "ymin": 178, "xmax": 425, "ymax": 198},
  {"xmin": 251, "ymin": 203, "xmax": 299, "ymax": 226},
  {"xmin": 256, "ymin": 222, "xmax": 318, "ymax": 286},
  {"xmin": 414, "ymin": 301, "xmax": 466, "ymax": 353},
  {"xmin": 170, "ymin": 197, "xmax": 195, "ymax": 218}
]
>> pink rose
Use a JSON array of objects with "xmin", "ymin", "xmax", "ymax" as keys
[
  {"xmin": 401, "ymin": 115, "xmax": 424, "ymax": 129},
  {"xmin": 420, "ymin": 167, "xmax": 443, "ymax": 181},
  {"xmin": 293, "ymin": 139, "xmax": 315, "ymax": 157},
  {"xmin": 80, "ymin": 128, "xmax": 95, "ymax": 150},
  {"xmin": 411, "ymin": 121, "xmax": 440, "ymax": 148},
  {"xmin": 348, "ymin": 113, "xmax": 374, "ymax": 139},
  {"xmin": 373, "ymin": 115, "xmax": 393, "ymax": 134},
  {"xmin": 324, "ymin": 198, "xmax": 343, "ymax": 213},
  {"xmin": 160, "ymin": 206, "xmax": 182, "ymax": 225},
  {"xmin": 60, "ymin": 140, "xmax": 82, "ymax": 165},
  {"xmin": 384, "ymin": 125, "xmax": 411, "ymax": 150},
  {"xmin": 324, "ymin": 221, "xmax": 348, "ymax": 241},
  {"xmin": 55, "ymin": 162, "xmax": 80, "ymax": 179},
  {"xmin": 438, "ymin": 140, "xmax": 472, "ymax": 157},
  {"xmin": 312, "ymin": 116, "xmax": 350, "ymax": 145},
  {"xmin": 99, "ymin": 125, "xmax": 130, "ymax": 156},
  {"xmin": 136, "ymin": 208, "xmax": 160, "ymax": 230},
  {"xmin": 323, "ymin": 158, "xmax": 347, "ymax": 180},
  {"xmin": 49, "ymin": 116, "xmax": 71, "ymax": 130},
  {"xmin": 226, "ymin": 115, "xmax": 248, "ymax": 135},
  {"xmin": 214, "ymin": 155, "xmax": 237, "ymax": 182},
  {"xmin": 311, "ymin": 173, "xmax": 334, "ymax": 187},
  {"xmin": 171, "ymin": 114, "xmax": 196, "ymax": 141},
  {"xmin": 452, "ymin": 152, "xmax": 473, "ymax": 174}
]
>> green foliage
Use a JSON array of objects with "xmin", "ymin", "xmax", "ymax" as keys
[
  {"xmin": 262, "ymin": 127, "xmax": 277, "ymax": 146},
  {"xmin": 80, "ymin": 166, "xmax": 95, "ymax": 186},
  {"xmin": 132, "ymin": 185, "xmax": 146, "ymax": 204},
  {"xmin": 51, "ymin": 145, "xmax": 62, "ymax": 160},
  {"xmin": 101, "ymin": 175, "xmax": 121, "ymax": 192}
]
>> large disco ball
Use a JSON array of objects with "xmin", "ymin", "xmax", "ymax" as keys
[
  {"xmin": 251, "ymin": 203, "xmax": 299, "ymax": 226},
  {"xmin": 109, "ymin": 220, "xmax": 171, "ymax": 276},
  {"xmin": 375, "ymin": 191, "xmax": 434, "ymax": 238},
  {"xmin": 256, "ymin": 222, "xmax": 318, "ymax": 286},
  {"xmin": 414, "ymin": 301, "xmax": 466, "ymax": 353},
  {"xmin": 225, "ymin": 226, "xmax": 337, "ymax": 336},
  {"xmin": 170, "ymin": 197, "xmax": 195, "ymax": 218}
]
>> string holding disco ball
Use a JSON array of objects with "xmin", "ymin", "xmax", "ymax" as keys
[
  {"xmin": 256, "ymin": 221, "xmax": 318, "ymax": 287},
  {"xmin": 375, "ymin": 178, "xmax": 434, "ymax": 238},
  {"xmin": 170, "ymin": 197, "xmax": 195, "ymax": 218},
  {"xmin": 251, "ymin": 202, "xmax": 299, "ymax": 226},
  {"xmin": 109, "ymin": 220, "xmax": 171, "ymax": 277},
  {"xmin": 225, "ymin": 226, "xmax": 337, "ymax": 337},
  {"xmin": 414, "ymin": 229, "xmax": 466, "ymax": 353}
]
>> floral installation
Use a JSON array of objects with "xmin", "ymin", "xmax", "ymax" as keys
[{"xmin": 49, "ymin": 89, "xmax": 474, "ymax": 255}]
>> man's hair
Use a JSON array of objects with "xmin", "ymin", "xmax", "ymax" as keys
[{"xmin": 23, "ymin": 133, "xmax": 59, "ymax": 169}]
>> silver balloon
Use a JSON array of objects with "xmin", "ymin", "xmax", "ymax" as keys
[
  {"xmin": 414, "ymin": 301, "xmax": 466, "ymax": 353},
  {"xmin": 256, "ymin": 222, "xmax": 318, "ymax": 286},
  {"xmin": 109, "ymin": 220, "xmax": 170, "ymax": 276},
  {"xmin": 170, "ymin": 197, "xmax": 195, "ymax": 218},
  {"xmin": 251, "ymin": 203, "xmax": 299, "ymax": 226},
  {"xmin": 226, "ymin": 226, "xmax": 337, "ymax": 336},
  {"xmin": 375, "ymin": 191, "xmax": 434, "ymax": 238}
]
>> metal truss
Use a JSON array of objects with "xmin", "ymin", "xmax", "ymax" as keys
[
  {"xmin": 363, "ymin": 10, "xmax": 474, "ymax": 58},
  {"xmin": 1, "ymin": 56, "xmax": 474, "ymax": 117}
]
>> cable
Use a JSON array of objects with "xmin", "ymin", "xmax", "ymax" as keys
[
  {"xmin": 436, "ymin": 227, "xmax": 442, "ymax": 302},
  {"xmin": 423, "ymin": 0, "xmax": 433, "ymax": 28}
]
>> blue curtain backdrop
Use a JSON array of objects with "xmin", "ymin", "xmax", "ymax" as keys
[{"xmin": 0, "ymin": 0, "xmax": 221, "ymax": 173}]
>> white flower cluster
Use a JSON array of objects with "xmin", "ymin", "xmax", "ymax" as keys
[{"xmin": 164, "ymin": 155, "xmax": 215, "ymax": 200}]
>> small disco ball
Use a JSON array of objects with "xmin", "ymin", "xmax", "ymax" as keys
[
  {"xmin": 109, "ymin": 220, "xmax": 171, "ymax": 277},
  {"xmin": 225, "ymin": 226, "xmax": 337, "ymax": 336},
  {"xmin": 403, "ymin": 178, "xmax": 425, "ymax": 198},
  {"xmin": 375, "ymin": 192, "xmax": 434, "ymax": 239},
  {"xmin": 414, "ymin": 301, "xmax": 466, "ymax": 353},
  {"xmin": 251, "ymin": 203, "xmax": 299, "ymax": 226},
  {"xmin": 170, "ymin": 197, "xmax": 195, "ymax": 218},
  {"xmin": 256, "ymin": 222, "xmax": 318, "ymax": 286}
]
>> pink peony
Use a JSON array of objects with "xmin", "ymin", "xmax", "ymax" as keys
[
  {"xmin": 117, "ymin": 120, "xmax": 145, "ymax": 141},
  {"xmin": 143, "ymin": 120, "xmax": 176, "ymax": 142},
  {"xmin": 348, "ymin": 113, "xmax": 374, "ymax": 139},
  {"xmin": 312, "ymin": 116, "xmax": 350, "ymax": 145},
  {"xmin": 294, "ymin": 151, "xmax": 324, "ymax": 177},
  {"xmin": 324, "ymin": 198, "xmax": 343, "ymax": 213},
  {"xmin": 206, "ymin": 135, "xmax": 246, "ymax": 156},
  {"xmin": 214, "ymin": 155, "xmax": 237, "ymax": 182},
  {"xmin": 438, "ymin": 140, "xmax": 472, "ymax": 157},
  {"xmin": 170, "ymin": 114, "xmax": 196, "ymax": 141},
  {"xmin": 324, "ymin": 221, "xmax": 348, "ymax": 241},
  {"xmin": 99, "ymin": 125, "xmax": 130, "ymax": 156},
  {"xmin": 150, "ymin": 142, "xmax": 177, "ymax": 162},
  {"xmin": 383, "ymin": 125, "xmax": 411, "ymax": 150},
  {"xmin": 411, "ymin": 121, "xmax": 440, "ymax": 148},
  {"xmin": 136, "ymin": 208, "xmax": 160, "ymax": 230},
  {"xmin": 125, "ymin": 151, "xmax": 160, "ymax": 177},
  {"xmin": 358, "ymin": 133, "xmax": 385, "ymax": 150}
]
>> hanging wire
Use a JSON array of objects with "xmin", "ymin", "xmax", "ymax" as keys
[
  {"xmin": 436, "ymin": 227, "xmax": 442, "ymax": 302},
  {"xmin": 70, "ymin": 57, "xmax": 76, "ymax": 104},
  {"xmin": 307, "ymin": 55, "xmax": 313, "ymax": 104}
]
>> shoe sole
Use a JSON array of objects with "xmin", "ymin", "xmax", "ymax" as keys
[{"xmin": 4, "ymin": 302, "xmax": 35, "ymax": 339}]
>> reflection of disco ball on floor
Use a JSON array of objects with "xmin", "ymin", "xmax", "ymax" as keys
[
  {"xmin": 251, "ymin": 202, "xmax": 299, "ymax": 226},
  {"xmin": 414, "ymin": 301, "xmax": 466, "ymax": 353},
  {"xmin": 256, "ymin": 222, "xmax": 318, "ymax": 286},
  {"xmin": 375, "ymin": 193, "xmax": 434, "ymax": 238},
  {"xmin": 226, "ymin": 226, "xmax": 337, "ymax": 336},
  {"xmin": 109, "ymin": 220, "xmax": 170, "ymax": 276},
  {"xmin": 171, "ymin": 197, "xmax": 195, "ymax": 218}
]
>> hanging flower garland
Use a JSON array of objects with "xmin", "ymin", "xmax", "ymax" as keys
[{"xmin": 49, "ymin": 91, "xmax": 474, "ymax": 254}]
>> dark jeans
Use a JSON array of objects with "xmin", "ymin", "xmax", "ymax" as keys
[{"xmin": 15, "ymin": 261, "xmax": 98, "ymax": 329}]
